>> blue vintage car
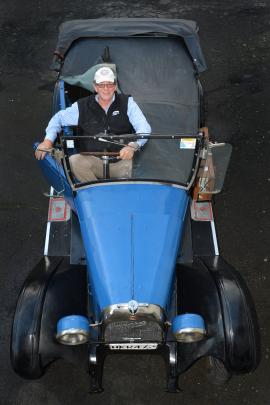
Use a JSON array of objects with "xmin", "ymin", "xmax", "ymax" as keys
[{"xmin": 10, "ymin": 18, "xmax": 260, "ymax": 392}]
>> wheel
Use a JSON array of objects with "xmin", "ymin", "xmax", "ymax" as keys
[{"xmin": 206, "ymin": 356, "xmax": 231, "ymax": 385}]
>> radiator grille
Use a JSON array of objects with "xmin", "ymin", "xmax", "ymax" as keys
[{"xmin": 104, "ymin": 320, "xmax": 163, "ymax": 342}]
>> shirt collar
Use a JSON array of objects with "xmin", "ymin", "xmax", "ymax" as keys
[{"xmin": 95, "ymin": 94, "xmax": 115, "ymax": 113}]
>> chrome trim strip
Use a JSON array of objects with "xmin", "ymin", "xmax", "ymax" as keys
[
  {"xmin": 44, "ymin": 186, "xmax": 53, "ymax": 255},
  {"xmin": 210, "ymin": 219, "xmax": 219, "ymax": 255},
  {"xmin": 177, "ymin": 327, "xmax": 206, "ymax": 334},
  {"xmin": 174, "ymin": 327, "xmax": 206, "ymax": 343},
  {"xmin": 56, "ymin": 328, "xmax": 89, "ymax": 345},
  {"xmin": 75, "ymin": 181, "xmax": 188, "ymax": 192}
]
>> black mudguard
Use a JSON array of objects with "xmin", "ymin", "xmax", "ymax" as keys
[
  {"xmin": 202, "ymin": 256, "xmax": 260, "ymax": 373},
  {"xmin": 176, "ymin": 256, "xmax": 260, "ymax": 375},
  {"xmin": 10, "ymin": 256, "xmax": 87, "ymax": 379}
]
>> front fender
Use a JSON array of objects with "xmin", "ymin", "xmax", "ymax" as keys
[
  {"xmin": 10, "ymin": 257, "xmax": 63, "ymax": 378},
  {"xmin": 201, "ymin": 256, "xmax": 260, "ymax": 373},
  {"xmin": 10, "ymin": 257, "xmax": 88, "ymax": 378},
  {"xmin": 176, "ymin": 256, "xmax": 260, "ymax": 374}
]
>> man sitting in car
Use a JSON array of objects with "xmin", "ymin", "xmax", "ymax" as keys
[{"xmin": 35, "ymin": 67, "xmax": 151, "ymax": 182}]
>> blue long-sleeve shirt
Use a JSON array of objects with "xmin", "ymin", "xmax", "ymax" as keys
[{"xmin": 45, "ymin": 95, "xmax": 151, "ymax": 147}]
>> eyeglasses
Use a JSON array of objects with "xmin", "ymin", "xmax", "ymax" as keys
[{"xmin": 96, "ymin": 82, "xmax": 116, "ymax": 89}]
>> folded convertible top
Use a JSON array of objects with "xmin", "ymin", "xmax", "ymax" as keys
[{"xmin": 53, "ymin": 18, "xmax": 207, "ymax": 73}]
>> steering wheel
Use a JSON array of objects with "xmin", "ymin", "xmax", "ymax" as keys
[{"xmin": 79, "ymin": 151, "xmax": 120, "ymax": 179}]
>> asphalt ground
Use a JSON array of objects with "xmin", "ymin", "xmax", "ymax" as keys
[{"xmin": 0, "ymin": 1, "xmax": 269, "ymax": 404}]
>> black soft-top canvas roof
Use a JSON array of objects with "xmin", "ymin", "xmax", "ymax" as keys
[
  {"xmin": 53, "ymin": 18, "xmax": 207, "ymax": 73},
  {"xmin": 54, "ymin": 19, "xmax": 208, "ymax": 181}
]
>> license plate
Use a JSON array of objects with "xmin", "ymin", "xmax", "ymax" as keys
[{"xmin": 109, "ymin": 343, "xmax": 158, "ymax": 350}]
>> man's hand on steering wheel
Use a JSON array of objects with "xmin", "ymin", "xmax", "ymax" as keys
[{"xmin": 119, "ymin": 142, "xmax": 138, "ymax": 160}]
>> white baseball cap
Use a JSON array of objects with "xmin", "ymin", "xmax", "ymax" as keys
[{"xmin": 94, "ymin": 67, "xmax": 115, "ymax": 84}]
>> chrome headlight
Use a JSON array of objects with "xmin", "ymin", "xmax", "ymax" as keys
[
  {"xmin": 56, "ymin": 315, "xmax": 90, "ymax": 345},
  {"xmin": 172, "ymin": 313, "xmax": 206, "ymax": 343}
]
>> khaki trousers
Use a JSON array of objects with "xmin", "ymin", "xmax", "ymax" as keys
[{"xmin": 69, "ymin": 154, "xmax": 132, "ymax": 182}]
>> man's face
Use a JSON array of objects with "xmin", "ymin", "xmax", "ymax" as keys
[{"xmin": 94, "ymin": 81, "xmax": 116, "ymax": 103}]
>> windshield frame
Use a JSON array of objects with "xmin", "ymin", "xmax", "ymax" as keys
[{"xmin": 59, "ymin": 132, "xmax": 204, "ymax": 191}]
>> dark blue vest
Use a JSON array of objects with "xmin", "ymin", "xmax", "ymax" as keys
[{"xmin": 77, "ymin": 93, "xmax": 135, "ymax": 152}]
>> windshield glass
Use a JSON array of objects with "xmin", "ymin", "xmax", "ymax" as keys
[
  {"xmin": 61, "ymin": 135, "xmax": 201, "ymax": 188},
  {"xmin": 209, "ymin": 143, "xmax": 232, "ymax": 193}
]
